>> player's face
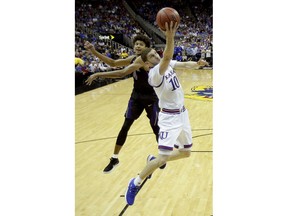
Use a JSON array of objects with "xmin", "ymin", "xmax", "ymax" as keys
[
  {"xmin": 133, "ymin": 40, "xmax": 147, "ymax": 55},
  {"xmin": 146, "ymin": 49, "xmax": 161, "ymax": 66}
]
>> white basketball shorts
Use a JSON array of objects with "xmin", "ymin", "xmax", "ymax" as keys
[{"xmin": 158, "ymin": 109, "xmax": 193, "ymax": 155}]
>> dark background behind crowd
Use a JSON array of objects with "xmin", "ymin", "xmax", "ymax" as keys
[{"xmin": 75, "ymin": 0, "xmax": 213, "ymax": 94}]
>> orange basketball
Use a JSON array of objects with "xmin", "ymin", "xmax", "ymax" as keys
[{"xmin": 156, "ymin": 7, "xmax": 181, "ymax": 31}]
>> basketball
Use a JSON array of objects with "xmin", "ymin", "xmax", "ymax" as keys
[{"xmin": 156, "ymin": 7, "xmax": 181, "ymax": 31}]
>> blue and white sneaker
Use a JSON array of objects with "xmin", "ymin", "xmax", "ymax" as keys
[
  {"xmin": 146, "ymin": 155, "xmax": 167, "ymax": 179},
  {"xmin": 125, "ymin": 178, "xmax": 140, "ymax": 205}
]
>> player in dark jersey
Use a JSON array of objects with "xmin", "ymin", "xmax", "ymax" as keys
[{"xmin": 85, "ymin": 35, "xmax": 165, "ymax": 173}]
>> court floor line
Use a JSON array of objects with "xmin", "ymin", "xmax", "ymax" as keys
[{"xmin": 75, "ymin": 129, "xmax": 213, "ymax": 144}]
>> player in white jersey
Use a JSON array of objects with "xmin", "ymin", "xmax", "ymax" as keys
[
  {"xmin": 148, "ymin": 59, "xmax": 190, "ymax": 155},
  {"xmin": 125, "ymin": 21, "xmax": 208, "ymax": 205}
]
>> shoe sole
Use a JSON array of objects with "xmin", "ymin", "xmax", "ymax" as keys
[{"xmin": 103, "ymin": 163, "xmax": 119, "ymax": 174}]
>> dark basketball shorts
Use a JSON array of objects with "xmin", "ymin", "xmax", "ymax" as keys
[{"xmin": 124, "ymin": 96, "xmax": 159, "ymax": 125}]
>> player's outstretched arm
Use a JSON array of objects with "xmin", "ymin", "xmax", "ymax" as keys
[
  {"xmin": 159, "ymin": 22, "xmax": 178, "ymax": 75},
  {"xmin": 174, "ymin": 59, "xmax": 209, "ymax": 70},
  {"xmin": 85, "ymin": 57, "xmax": 145, "ymax": 85},
  {"xmin": 84, "ymin": 41, "xmax": 134, "ymax": 67},
  {"xmin": 85, "ymin": 70, "xmax": 125, "ymax": 86}
]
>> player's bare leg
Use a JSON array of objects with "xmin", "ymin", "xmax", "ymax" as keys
[{"xmin": 138, "ymin": 150, "xmax": 191, "ymax": 180}]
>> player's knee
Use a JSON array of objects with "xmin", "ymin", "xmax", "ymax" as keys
[{"xmin": 157, "ymin": 155, "xmax": 168, "ymax": 166}]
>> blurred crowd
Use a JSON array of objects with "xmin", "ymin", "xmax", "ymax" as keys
[{"xmin": 75, "ymin": 0, "xmax": 213, "ymax": 91}]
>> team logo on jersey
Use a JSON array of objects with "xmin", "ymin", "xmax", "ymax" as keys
[
  {"xmin": 159, "ymin": 132, "xmax": 168, "ymax": 140},
  {"xmin": 184, "ymin": 85, "xmax": 213, "ymax": 101}
]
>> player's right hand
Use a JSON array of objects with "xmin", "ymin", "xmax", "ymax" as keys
[
  {"xmin": 164, "ymin": 21, "xmax": 179, "ymax": 37},
  {"xmin": 84, "ymin": 41, "xmax": 94, "ymax": 50},
  {"xmin": 85, "ymin": 73, "xmax": 98, "ymax": 85},
  {"xmin": 197, "ymin": 59, "xmax": 209, "ymax": 67}
]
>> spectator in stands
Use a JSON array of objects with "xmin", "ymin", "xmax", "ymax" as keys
[
  {"xmin": 175, "ymin": 53, "xmax": 183, "ymax": 62},
  {"xmin": 105, "ymin": 49, "xmax": 112, "ymax": 58},
  {"xmin": 89, "ymin": 61, "xmax": 99, "ymax": 73},
  {"xmin": 81, "ymin": 61, "xmax": 91, "ymax": 74},
  {"xmin": 75, "ymin": 56, "xmax": 85, "ymax": 87},
  {"xmin": 75, "ymin": 64, "xmax": 83, "ymax": 73},
  {"xmin": 182, "ymin": 54, "xmax": 187, "ymax": 62},
  {"xmin": 185, "ymin": 45, "xmax": 194, "ymax": 61},
  {"xmin": 191, "ymin": 44, "xmax": 198, "ymax": 61},
  {"xmin": 205, "ymin": 45, "xmax": 212, "ymax": 66},
  {"xmin": 120, "ymin": 50, "xmax": 129, "ymax": 59},
  {"xmin": 173, "ymin": 43, "xmax": 183, "ymax": 59},
  {"xmin": 98, "ymin": 61, "xmax": 111, "ymax": 72},
  {"xmin": 75, "ymin": 57, "xmax": 84, "ymax": 67}
]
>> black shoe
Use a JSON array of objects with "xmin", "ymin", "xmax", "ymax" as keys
[{"xmin": 103, "ymin": 157, "xmax": 119, "ymax": 173}]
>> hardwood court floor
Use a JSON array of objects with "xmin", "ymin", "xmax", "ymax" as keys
[{"xmin": 75, "ymin": 69, "xmax": 213, "ymax": 216}]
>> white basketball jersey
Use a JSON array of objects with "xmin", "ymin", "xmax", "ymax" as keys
[{"xmin": 148, "ymin": 60, "xmax": 184, "ymax": 109}]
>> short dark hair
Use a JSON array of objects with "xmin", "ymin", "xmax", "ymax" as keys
[
  {"xmin": 132, "ymin": 35, "xmax": 151, "ymax": 48},
  {"xmin": 141, "ymin": 48, "xmax": 153, "ymax": 62}
]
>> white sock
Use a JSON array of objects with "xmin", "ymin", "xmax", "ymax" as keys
[
  {"xmin": 112, "ymin": 154, "xmax": 118, "ymax": 159},
  {"xmin": 134, "ymin": 176, "xmax": 142, "ymax": 186}
]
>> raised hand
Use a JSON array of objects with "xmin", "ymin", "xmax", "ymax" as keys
[
  {"xmin": 84, "ymin": 41, "xmax": 94, "ymax": 50},
  {"xmin": 163, "ymin": 21, "xmax": 179, "ymax": 37}
]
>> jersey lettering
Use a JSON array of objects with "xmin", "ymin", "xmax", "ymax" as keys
[{"xmin": 168, "ymin": 76, "xmax": 180, "ymax": 91}]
